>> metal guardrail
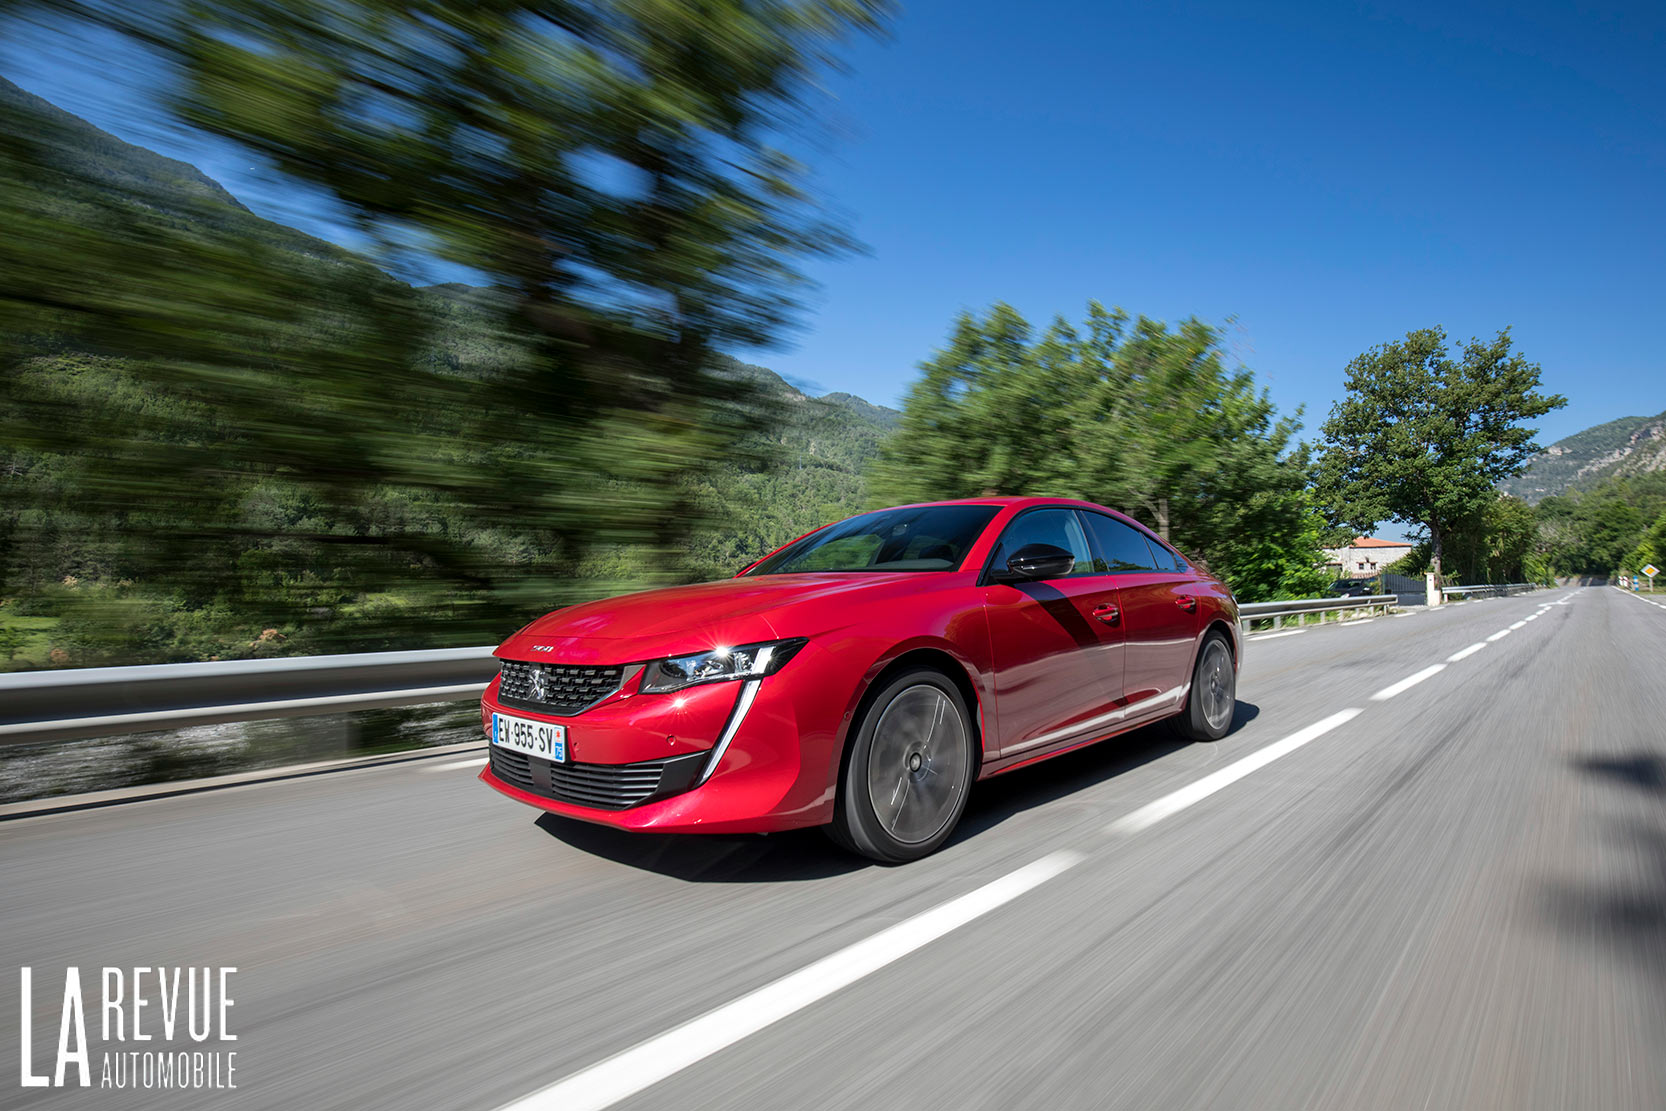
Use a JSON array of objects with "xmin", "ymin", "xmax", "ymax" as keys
[
  {"xmin": 0, "ymin": 646, "xmax": 499, "ymax": 746},
  {"xmin": 1238, "ymin": 594, "xmax": 1398, "ymax": 630},
  {"xmin": 1441, "ymin": 583, "xmax": 1536, "ymax": 601},
  {"xmin": 0, "ymin": 580, "xmax": 1542, "ymax": 746}
]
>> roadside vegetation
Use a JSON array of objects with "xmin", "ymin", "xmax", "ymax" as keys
[
  {"xmin": 0, "ymin": 1, "xmax": 1651, "ymax": 678},
  {"xmin": 873, "ymin": 303, "xmax": 1331, "ymax": 602}
]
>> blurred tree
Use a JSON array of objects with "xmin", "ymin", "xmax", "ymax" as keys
[
  {"xmin": 872, "ymin": 302, "xmax": 1325, "ymax": 601},
  {"xmin": 0, "ymin": 0, "xmax": 888, "ymax": 659},
  {"xmin": 1315, "ymin": 327, "xmax": 1564, "ymax": 583}
]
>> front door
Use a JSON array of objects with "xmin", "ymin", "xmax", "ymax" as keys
[{"xmin": 982, "ymin": 508, "xmax": 1125, "ymax": 759}]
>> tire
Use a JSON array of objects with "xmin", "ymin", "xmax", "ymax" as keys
[
  {"xmin": 1174, "ymin": 631, "xmax": 1236, "ymax": 741},
  {"xmin": 830, "ymin": 667, "xmax": 977, "ymax": 863}
]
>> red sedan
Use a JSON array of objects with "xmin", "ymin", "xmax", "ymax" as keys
[{"xmin": 480, "ymin": 497, "xmax": 1241, "ymax": 861}]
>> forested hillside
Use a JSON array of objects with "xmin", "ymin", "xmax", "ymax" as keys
[
  {"xmin": 0, "ymin": 77, "xmax": 895, "ymax": 668},
  {"xmin": 1499, "ymin": 410, "xmax": 1666, "ymax": 503}
]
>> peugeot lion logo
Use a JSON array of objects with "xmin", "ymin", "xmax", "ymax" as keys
[{"xmin": 528, "ymin": 667, "xmax": 549, "ymax": 701}]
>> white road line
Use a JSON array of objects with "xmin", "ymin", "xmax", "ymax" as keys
[
  {"xmin": 1339, "ymin": 618, "xmax": 1376, "ymax": 627},
  {"xmin": 423, "ymin": 757, "xmax": 488, "ymax": 772},
  {"xmin": 1248, "ymin": 629, "xmax": 1306, "ymax": 641},
  {"xmin": 494, "ymin": 850, "xmax": 1081, "ymax": 1111},
  {"xmin": 1447, "ymin": 643, "xmax": 1487, "ymax": 662},
  {"xmin": 1486, "ymin": 628, "xmax": 1512, "ymax": 642},
  {"xmin": 1524, "ymin": 614, "xmax": 1538, "ymax": 622},
  {"xmin": 1509, "ymin": 620, "xmax": 1527, "ymax": 630},
  {"xmin": 1370, "ymin": 664, "xmax": 1447, "ymax": 701},
  {"xmin": 1106, "ymin": 708, "xmax": 1363, "ymax": 835}
]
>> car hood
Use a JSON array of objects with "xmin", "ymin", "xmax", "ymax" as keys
[{"xmin": 496, "ymin": 573, "xmax": 948, "ymax": 663}]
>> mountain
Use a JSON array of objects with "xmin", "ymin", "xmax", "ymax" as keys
[
  {"xmin": 1499, "ymin": 411, "xmax": 1666, "ymax": 503},
  {"xmin": 0, "ymin": 75, "xmax": 362, "ymax": 270}
]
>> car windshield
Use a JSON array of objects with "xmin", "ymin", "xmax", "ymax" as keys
[{"xmin": 747, "ymin": 505, "xmax": 1001, "ymax": 575}]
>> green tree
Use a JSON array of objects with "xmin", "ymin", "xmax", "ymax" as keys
[
  {"xmin": 1316, "ymin": 327, "xmax": 1565, "ymax": 582},
  {"xmin": 1623, "ymin": 509, "xmax": 1665, "ymax": 583},
  {"xmin": 1438, "ymin": 493, "xmax": 1539, "ymax": 583},
  {"xmin": 0, "ymin": 0, "xmax": 888, "ymax": 658},
  {"xmin": 873, "ymin": 302, "xmax": 1324, "ymax": 601},
  {"xmin": 1535, "ymin": 473, "xmax": 1666, "ymax": 576}
]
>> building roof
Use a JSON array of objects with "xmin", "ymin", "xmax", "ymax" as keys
[{"xmin": 1352, "ymin": 537, "xmax": 1411, "ymax": 548}]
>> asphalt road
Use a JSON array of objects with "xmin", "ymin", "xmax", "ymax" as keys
[{"xmin": 6, "ymin": 586, "xmax": 1665, "ymax": 1110}]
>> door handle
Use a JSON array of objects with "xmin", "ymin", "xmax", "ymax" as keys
[
  {"xmin": 1176, "ymin": 596, "xmax": 1197, "ymax": 613},
  {"xmin": 1092, "ymin": 603, "xmax": 1120, "ymax": 625}
]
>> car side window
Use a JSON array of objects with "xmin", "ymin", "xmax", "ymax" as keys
[
  {"xmin": 1145, "ymin": 537, "xmax": 1189, "ymax": 572},
  {"xmin": 988, "ymin": 508, "xmax": 1095, "ymax": 578},
  {"xmin": 1081, "ymin": 512, "xmax": 1161, "ymax": 573}
]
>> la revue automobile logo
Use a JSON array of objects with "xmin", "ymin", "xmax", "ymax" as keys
[{"xmin": 18, "ymin": 966, "xmax": 238, "ymax": 1091}]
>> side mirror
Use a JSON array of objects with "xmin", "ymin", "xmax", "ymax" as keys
[{"xmin": 997, "ymin": 543, "xmax": 1076, "ymax": 582}]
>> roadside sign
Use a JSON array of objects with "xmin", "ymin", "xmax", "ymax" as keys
[{"xmin": 1644, "ymin": 564, "xmax": 1660, "ymax": 578}]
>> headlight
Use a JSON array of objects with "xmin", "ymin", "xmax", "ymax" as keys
[{"xmin": 639, "ymin": 638, "xmax": 808, "ymax": 694}]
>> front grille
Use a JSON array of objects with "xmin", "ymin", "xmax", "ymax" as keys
[
  {"xmin": 489, "ymin": 746, "xmax": 708, "ymax": 810},
  {"xmin": 497, "ymin": 660, "xmax": 625, "ymax": 715}
]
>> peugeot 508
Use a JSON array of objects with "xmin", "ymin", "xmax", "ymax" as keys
[{"xmin": 480, "ymin": 497, "xmax": 1240, "ymax": 861}]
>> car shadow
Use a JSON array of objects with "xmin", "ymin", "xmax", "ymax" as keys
[
  {"xmin": 1540, "ymin": 753, "xmax": 1666, "ymax": 1008},
  {"xmin": 951, "ymin": 699, "xmax": 1261, "ymax": 843},
  {"xmin": 1573, "ymin": 753, "xmax": 1665, "ymax": 794},
  {"xmin": 533, "ymin": 812, "xmax": 866, "ymax": 882},
  {"xmin": 533, "ymin": 700, "xmax": 1261, "ymax": 882}
]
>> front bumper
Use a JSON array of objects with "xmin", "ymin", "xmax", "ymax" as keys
[{"xmin": 477, "ymin": 642, "xmax": 846, "ymax": 833}]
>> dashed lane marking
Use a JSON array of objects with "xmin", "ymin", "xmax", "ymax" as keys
[
  {"xmin": 492, "ymin": 850, "xmax": 1083, "ymax": 1111},
  {"xmin": 1106, "ymin": 709, "xmax": 1364, "ymax": 836},
  {"xmin": 1370, "ymin": 664, "xmax": 1447, "ymax": 701}
]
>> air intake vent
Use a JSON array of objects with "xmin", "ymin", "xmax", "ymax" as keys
[{"xmin": 488, "ymin": 747, "xmax": 708, "ymax": 810}]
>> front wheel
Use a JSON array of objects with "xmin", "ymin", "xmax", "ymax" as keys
[
  {"xmin": 830, "ymin": 668, "xmax": 976, "ymax": 863},
  {"xmin": 1175, "ymin": 632, "xmax": 1236, "ymax": 741}
]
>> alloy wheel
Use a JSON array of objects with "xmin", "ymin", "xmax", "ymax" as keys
[
  {"xmin": 1198, "ymin": 639, "xmax": 1234, "ymax": 733},
  {"xmin": 865, "ymin": 683, "xmax": 969, "ymax": 845}
]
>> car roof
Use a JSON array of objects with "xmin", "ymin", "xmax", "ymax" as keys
[{"xmin": 887, "ymin": 495, "xmax": 1112, "ymax": 512}]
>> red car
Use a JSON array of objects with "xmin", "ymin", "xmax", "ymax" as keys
[{"xmin": 480, "ymin": 497, "xmax": 1240, "ymax": 861}]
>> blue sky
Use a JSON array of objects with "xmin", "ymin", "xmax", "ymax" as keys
[{"xmin": 4, "ymin": 0, "xmax": 1664, "ymax": 454}]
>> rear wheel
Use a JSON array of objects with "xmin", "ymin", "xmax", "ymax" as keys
[
  {"xmin": 1175, "ymin": 632, "xmax": 1236, "ymax": 741},
  {"xmin": 830, "ymin": 668, "xmax": 976, "ymax": 863}
]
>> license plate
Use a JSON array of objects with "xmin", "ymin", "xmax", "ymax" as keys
[{"xmin": 491, "ymin": 713, "xmax": 567, "ymax": 762}]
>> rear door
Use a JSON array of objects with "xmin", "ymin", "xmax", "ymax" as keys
[
  {"xmin": 1080, "ymin": 512, "xmax": 1200, "ymax": 719},
  {"xmin": 981, "ymin": 508, "xmax": 1125, "ymax": 759}
]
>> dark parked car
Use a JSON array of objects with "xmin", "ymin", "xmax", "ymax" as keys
[{"xmin": 1329, "ymin": 578, "xmax": 1377, "ymax": 598}]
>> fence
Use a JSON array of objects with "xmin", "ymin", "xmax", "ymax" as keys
[
  {"xmin": 1441, "ymin": 583, "xmax": 1537, "ymax": 601},
  {"xmin": 1238, "ymin": 594, "xmax": 1397, "ymax": 632},
  {"xmin": 0, "ymin": 646, "xmax": 498, "ymax": 746},
  {"xmin": 0, "ymin": 582, "xmax": 1542, "ymax": 746}
]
